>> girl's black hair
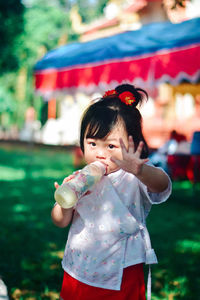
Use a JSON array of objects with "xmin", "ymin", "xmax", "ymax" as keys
[{"xmin": 80, "ymin": 84, "xmax": 149, "ymax": 158}]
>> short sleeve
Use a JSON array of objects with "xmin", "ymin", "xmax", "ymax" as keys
[
  {"xmin": 138, "ymin": 167, "xmax": 172, "ymax": 218},
  {"xmin": 139, "ymin": 176, "xmax": 172, "ymax": 204}
]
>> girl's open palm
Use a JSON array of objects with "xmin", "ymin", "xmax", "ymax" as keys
[{"xmin": 111, "ymin": 136, "xmax": 149, "ymax": 176}]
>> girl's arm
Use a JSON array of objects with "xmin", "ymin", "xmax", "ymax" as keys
[
  {"xmin": 111, "ymin": 136, "xmax": 169, "ymax": 193},
  {"xmin": 134, "ymin": 163, "xmax": 169, "ymax": 193},
  {"xmin": 51, "ymin": 176, "xmax": 75, "ymax": 228},
  {"xmin": 51, "ymin": 204, "xmax": 74, "ymax": 228}
]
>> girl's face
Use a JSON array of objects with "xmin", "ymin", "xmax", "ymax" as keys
[{"xmin": 83, "ymin": 119, "xmax": 129, "ymax": 175}]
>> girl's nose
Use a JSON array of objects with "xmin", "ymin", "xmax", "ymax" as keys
[{"xmin": 96, "ymin": 149, "xmax": 106, "ymax": 160}]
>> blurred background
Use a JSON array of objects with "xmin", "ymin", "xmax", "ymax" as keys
[
  {"xmin": 0, "ymin": 0, "xmax": 200, "ymax": 299},
  {"xmin": 0, "ymin": 0, "xmax": 200, "ymax": 148}
]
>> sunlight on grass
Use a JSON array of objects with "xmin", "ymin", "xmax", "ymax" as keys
[
  {"xmin": 42, "ymin": 291, "xmax": 59, "ymax": 300},
  {"xmin": 173, "ymin": 180, "xmax": 200, "ymax": 193},
  {"xmin": 175, "ymin": 239, "xmax": 200, "ymax": 253},
  {"xmin": 0, "ymin": 165, "xmax": 26, "ymax": 181},
  {"xmin": 1, "ymin": 144, "xmax": 200, "ymax": 300},
  {"xmin": 30, "ymin": 169, "xmax": 69, "ymax": 179},
  {"xmin": 12, "ymin": 204, "xmax": 29, "ymax": 213},
  {"xmin": 152, "ymin": 274, "xmax": 188, "ymax": 300},
  {"xmin": 173, "ymin": 181, "xmax": 193, "ymax": 190},
  {"xmin": 0, "ymin": 145, "xmax": 74, "ymax": 300},
  {"xmin": 11, "ymin": 288, "xmax": 59, "ymax": 300},
  {"xmin": 49, "ymin": 250, "xmax": 64, "ymax": 259}
]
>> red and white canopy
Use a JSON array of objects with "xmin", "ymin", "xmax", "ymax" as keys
[{"xmin": 34, "ymin": 18, "xmax": 200, "ymax": 98}]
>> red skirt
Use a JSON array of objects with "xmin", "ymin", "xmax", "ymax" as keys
[{"xmin": 60, "ymin": 264, "xmax": 146, "ymax": 300}]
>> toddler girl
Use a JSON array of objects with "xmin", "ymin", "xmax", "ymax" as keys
[{"xmin": 51, "ymin": 84, "xmax": 172, "ymax": 300}]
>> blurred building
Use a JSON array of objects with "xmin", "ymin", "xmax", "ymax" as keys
[
  {"xmin": 40, "ymin": 0, "xmax": 200, "ymax": 148},
  {"xmin": 70, "ymin": 0, "xmax": 168, "ymax": 42},
  {"xmin": 68, "ymin": 0, "xmax": 200, "ymax": 148}
]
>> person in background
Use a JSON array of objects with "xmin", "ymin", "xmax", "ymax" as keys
[{"xmin": 149, "ymin": 130, "xmax": 187, "ymax": 172}]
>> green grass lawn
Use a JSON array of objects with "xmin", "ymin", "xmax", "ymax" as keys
[{"xmin": 0, "ymin": 143, "xmax": 200, "ymax": 300}]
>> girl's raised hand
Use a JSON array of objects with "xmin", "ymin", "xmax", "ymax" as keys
[{"xmin": 111, "ymin": 136, "xmax": 149, "ymax": 176}]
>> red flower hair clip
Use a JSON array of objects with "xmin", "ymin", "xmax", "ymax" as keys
[
  {"xmin": 103, "ymin": 89, "xmax": 117, "ymax": 98},
  {"xmin": 118, "ymin": 91, "xmax": 136, "ymax": 106}
]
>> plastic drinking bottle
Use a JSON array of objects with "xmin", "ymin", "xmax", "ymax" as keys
[{"xmin": 54, "ymin": 161, "xmax": 106, "ymax": 208}]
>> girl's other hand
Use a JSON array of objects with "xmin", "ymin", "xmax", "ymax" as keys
[
  {"xmin": 111, "ymin": 136, "xmax": 149, "ymax": 176},
  {"xmin": 54, "ymin": 171, "xmax": 79, "ymax": 189},
  {"xmin": 54, "ymin": 181, "xmax": 59, "ymax": 189}
]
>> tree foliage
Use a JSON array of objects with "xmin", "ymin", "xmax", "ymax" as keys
[
  {"xmin": 0, "ymin": 0, "xmax": 109, "ymax": 119},
  {"xmin": 0, "ymin": 0, "xmax": 78, "ymax": 126},
  {"xmin": 0, "ymin": 0, "xmax": 24, "ymax": 72},
  {"xmin": 17, "ymin": 2, "xmax": 77, "ymax": 68},
  {"xmin": 76, "ymin": 0, "xmax": 109, "ymax": 23}
]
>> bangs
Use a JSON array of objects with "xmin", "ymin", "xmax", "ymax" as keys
[{"xmin": 85, "ymin": 108, "xmax": 118, "ymax": 140}]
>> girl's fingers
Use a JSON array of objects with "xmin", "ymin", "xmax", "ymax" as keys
[
  {"xmin": 142, "ymin": 158, "xmax": 149, "ymax": 164},
  {"xmin": 54, "ymin": 174, "xmax": 76, "ymax": 189},
  {"xmin": 54, "ymin": 182, "xmax": 59, "ymax": 189},
  {"xmin": 128, "ymin": 136, "xmax": 135, "ymax": 153},
  {"xmin": 119, "ymin": 138, "xmax": 128, "ymax": 155},
  {"xmin": 110, "ymin": 156, "xmax": 122, "ymax": 166},
  {"xmin": 135, "ymin": 141, "xmax": 144, "ymax": 158},
  {"xmin": 63, "ymin": 175, "xmax": 75, "ymax": 183}
]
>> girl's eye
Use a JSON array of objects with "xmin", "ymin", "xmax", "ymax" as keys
[
  {"xmin": 108, "ymin": 144, "xmax": 115, "ymax": 149},
  {"xmin": 90, "ymin": 142, "xmax": 96, "ymax": 147}
]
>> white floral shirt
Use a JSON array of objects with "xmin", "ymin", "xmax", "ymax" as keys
[{"xmin": 61, "ymin": 167, "xmax": 172, "ymax": 290}]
